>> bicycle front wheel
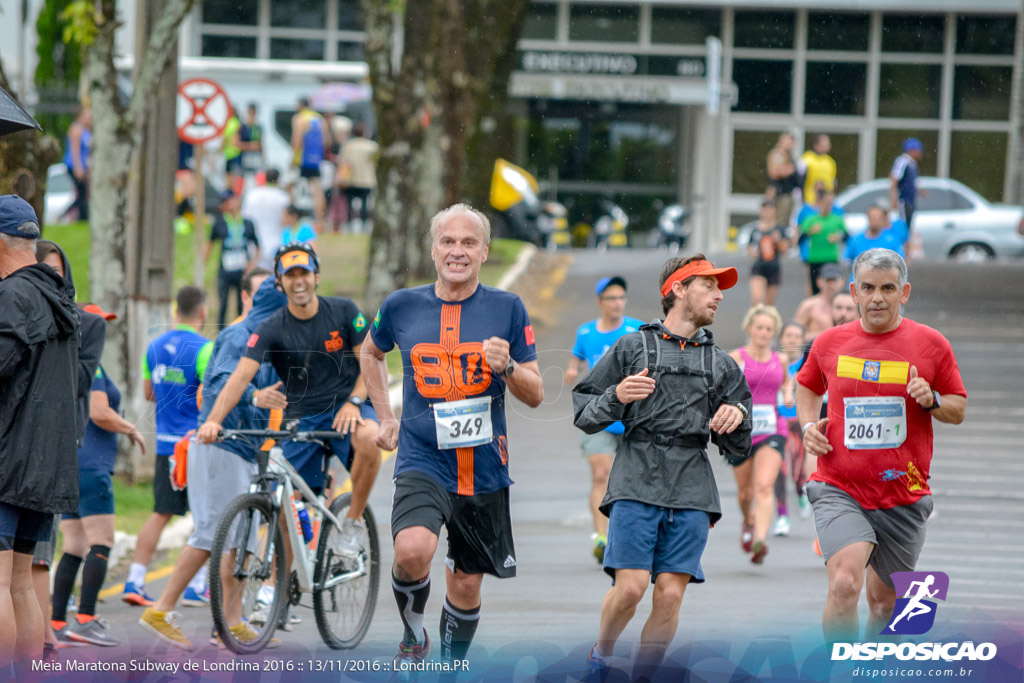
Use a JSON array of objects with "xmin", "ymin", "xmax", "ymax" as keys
[
  {"xmin": 313, "ymin": 492, "xmax": 380, "ymax": 649},
  {"xmin": 209, "ymin": 493, "xmax": 287, "ymax": 654}
]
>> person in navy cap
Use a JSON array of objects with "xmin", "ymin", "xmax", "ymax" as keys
[
  {"xmin": 0, "ymin": 195, "xmax": 80, "ymax": 670},
  {"xmin": 889, "ymin": 138, "xmax": 927, "ymax": 258}
]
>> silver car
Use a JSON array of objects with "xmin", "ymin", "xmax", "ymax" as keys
[{"xmin": 836, "ymin": 177, "xmax": 1024, "ymax": 262}]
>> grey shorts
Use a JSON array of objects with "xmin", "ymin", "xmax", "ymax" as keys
[
  {"xmin": 186, "ymin": 442, "xmax": 258, "ymax": 552},
  {"xmin": 581, "ymin": 430, "xmax": 620, "ymax": 458},
  {"xmin": 805, "ymin": 480, "xmax": 933, "ymax": 588}
]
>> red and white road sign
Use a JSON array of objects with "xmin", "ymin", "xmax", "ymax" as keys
[{"xmin": 176, "ymin": 78, "xmax": 232, "ymax": 144}]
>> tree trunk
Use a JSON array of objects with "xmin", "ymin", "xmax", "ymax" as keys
[
  {"xmin": 82, "ymin": 0, "xmax": 197, "ymax": 403},
  {"xmin": 361, "ymin": 0, "xmax": 529, "ymax": 314}
]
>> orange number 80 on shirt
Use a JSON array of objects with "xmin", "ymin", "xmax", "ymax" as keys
[{"xmin": 411, "ymin": 342, "xmax": 492, "ymax": 399}]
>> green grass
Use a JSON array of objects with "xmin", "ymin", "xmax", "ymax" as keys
[{"xmin": 112, "ymin": 477, "xmax": 158, "ymax": 537}]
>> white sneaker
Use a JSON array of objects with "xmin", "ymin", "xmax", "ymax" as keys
[
  {"xmin": 336, "ymin": 518, "xmax": 366, "ymax": 558},
  {"xmin": 797, "ymin": 494, "xmax": 811, "ymax": 519},
  {"xmin": 773, "ymin": 516, "xmax": 791, "ymax": 537}
]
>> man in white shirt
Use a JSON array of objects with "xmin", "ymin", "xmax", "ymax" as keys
[{"xmin": 241, "ymin": 168, "xmax": 290, "ymax": 270}]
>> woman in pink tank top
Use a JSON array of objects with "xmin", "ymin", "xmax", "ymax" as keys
[{"xmin": 728, "ymin": 305, "xmax": 794, "ymax": 565}]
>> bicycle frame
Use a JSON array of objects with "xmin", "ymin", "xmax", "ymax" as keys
[{"xmin": 256, "ymin": 445, "xmax": 367, "ymax": 594}]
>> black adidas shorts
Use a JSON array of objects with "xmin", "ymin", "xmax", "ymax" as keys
[{"xmin": 391, "ymin": 471, "xmax": 517, "ymax": 579}]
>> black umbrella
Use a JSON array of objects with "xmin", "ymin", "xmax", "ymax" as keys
[{"xmin": 0, "ymin": 85, "xmax": 42, "ymax": 136}]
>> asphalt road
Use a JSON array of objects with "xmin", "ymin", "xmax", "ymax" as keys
[{"xmin": 43, "ymin": 248, "xmax": 1024, "ymax": 682}]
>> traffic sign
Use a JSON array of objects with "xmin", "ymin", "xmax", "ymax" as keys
[{"xmin": 177, "ymin": 78, "xmax": 232, "ymax": 144}]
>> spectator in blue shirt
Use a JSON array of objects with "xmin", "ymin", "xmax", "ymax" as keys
[{"xmin": 845, "ymin": 205, "xmax": 906, "ymax": 272}]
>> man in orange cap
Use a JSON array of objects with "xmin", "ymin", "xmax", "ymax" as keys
[{"xmin": 573, "ymin": 254, "xmax": 753, "ymax": 680}]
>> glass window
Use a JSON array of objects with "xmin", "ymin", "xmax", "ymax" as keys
[
  {"xmin": 732, "ymin": 60, "xmax": 792, "ymax": 113},
  {"xmin": 805, "ymin": 62, "xmax": 866, "ymax": 116},
  {"xmin": 807, "ymin": 12, "xmax": 869, "ymax": 51},
  {"xmin": 956, "ymin": 15, "xmax": 1016, "ymax": 55},
  {"xmin": 878, "ymin": 64, "xmax": 941, "ymax": 119},
  {"xmin": 200, "ymin": 35, "xmax": 257, "ymax": 59},
  {"xmin": 650, "ymin": 8, "xmax": 721, "ymax": 45},
  {"xmin": 338, "ymin": 41, "xmax": 365, "ymax": 61},
  {"xmin": 271, "ymin": 0, "xmax": 326, "ymax": 29},
  {"xmin": 338, "ymin": 0, "xmax": 363, "ymax": 31},
  {"xmin": 733, "ymin": 11, "xmax": 794, "ymax": 49},
  {"xmin": 874, "ymin": 130, "xmax": 938, "ymax": 179},
  {"xmin": 202, "ymin": 0, "xmax": 257, "ymax": 25},
  {"xmin": 954, "ymin": 66, "xmax": 1012, "ymax": 121},
  {"xmin": 731, "ymin": 130, "xmax": 781, "ymax": 194},
  {"xmin": 881, "ymin": 15, "xmax": 945, "ymax": 53},
  {"xmin": 950, "ymin": 131, "xmax": 1008, "ymax": 202},
  {"xmin": 802, "ymin": 132, "xmax": 858, "ymax": 192},
  {"xmin": 568, "ymin": 4, "xmax": 639, "ymax": 43},
  {"xmin": 523, "ymin": 3, "xmax": 558, "ymax": 40},
  {"xmin": 270, "ymin": 38, "xmax": 325, "ymax": 61},
  {"xmin": 917, "ymin": 189, "xmax": 974, "ymax": 212}
]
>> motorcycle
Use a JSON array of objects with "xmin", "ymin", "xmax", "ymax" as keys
[
  {"xmin": 489, "ymin": 159, "xmax": 570, "ymax": 250},
  {"xmin": 591, "ymin": 199, "xmax": 630, "ymax": 252},
  {"xmin": 656, "ymin": 204, "xmax": 693, "ymax": 254}
]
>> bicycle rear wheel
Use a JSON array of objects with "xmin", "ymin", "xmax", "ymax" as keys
[
  {"xmin": 209, "ymin": 493, "xmax": 287, "ymax": 654},
  {"xmin": 313, "ymin": 492, "xmax": 380, "ymax": 649}
]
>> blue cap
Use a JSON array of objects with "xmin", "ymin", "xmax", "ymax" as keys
[
  {"xmin": 0, "ymin": 195, "xmax": 41, "ymax": 239},
  {"xmin": 596, "ymin": 275, "xmax": 627, "ymax": 296},
  {"xmin": 903, "ymin": 138, "xmax": 923, "ymax": 153},
  {"xmin": 218, "ymin": 189, "xmax": 236, "ymax": 203}
]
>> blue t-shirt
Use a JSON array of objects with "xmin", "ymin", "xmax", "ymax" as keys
[
  {"xmin": 78, "ymin": 366, "xmax": 120, "ymax": 473},
  {"xmin": 845, "ymin": 230, "xmax": 906, "ymax": 264},
  {"xmin": 572, "ymin": 317, "xmax": 644, "ymax": 435},
  {"xmin": 777, "ymin": 357, "xmax": 803, "ymax": 420},
  {"xmin": 281, "ymin": 223, "xmax": 317, "ymax": 246},
  {"xmin": 144, "ymin": 326, "xmax": 211, "ymax": 455},
  {"xmin": 371, "ymin": 284, "xmax": 537, "ymax": 496}
]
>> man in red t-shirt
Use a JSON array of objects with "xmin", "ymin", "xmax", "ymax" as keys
[{"xmin": 796, "ymin": 248, "xmax": 967, "ymax": 642}]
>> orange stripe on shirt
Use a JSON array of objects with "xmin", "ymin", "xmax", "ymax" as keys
[
  {"xmin": 456, "ymin": 447, "xmax": 474, "ymax": 495},
  {"xmin": 441, "ymin": 304, "xmax": 473, "ymax": 493}
]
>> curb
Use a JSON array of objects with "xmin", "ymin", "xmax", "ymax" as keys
[{"xmin": 497, "ymin": 243, "xmax": 538, "ymax": 291}]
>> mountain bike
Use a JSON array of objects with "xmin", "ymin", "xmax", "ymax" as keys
[{"xmin": 207, "ymin": 425, "xmax": 379, "ymax": 654}]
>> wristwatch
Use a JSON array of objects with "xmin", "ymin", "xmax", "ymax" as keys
[
  {"xmin": 924, "ymin": 391, "xmax": 941, "ymax": 411},
  {"xmin": 502, "ymin": 359, "xmax": 516, "ymax": 378},
  {"xmin": 347, "ymin": 396, "xmax": 365, "ymax": 407}
]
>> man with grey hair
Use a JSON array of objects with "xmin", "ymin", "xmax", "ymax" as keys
[
  {"xmin": 0, "ymin": 195, "xmax": 80, "ymax": 670},
  {"xmin": 796, "ymin": 248, "xmax": 967, "ymax": 643},
  {"xmin": 361, "ymin": 203, "xmax": 543, "ymax": 675}
]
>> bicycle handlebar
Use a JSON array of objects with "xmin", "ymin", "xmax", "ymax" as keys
[{"xmin": 218, "ymin": 428, "xmax": 344, "ymax": 443}]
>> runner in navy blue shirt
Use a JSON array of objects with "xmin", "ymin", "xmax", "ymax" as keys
[{"xmin": 361, "ymin": 204, "xmax": 544, "ymax": 671}]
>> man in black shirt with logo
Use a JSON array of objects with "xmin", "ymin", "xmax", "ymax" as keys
[{"xmin": 198, "ymin": 243, "xmax": 380, "ymax": 554}]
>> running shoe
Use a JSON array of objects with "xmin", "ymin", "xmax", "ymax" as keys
[
  {"xmin": 181, "ymin": 586, "xmax": 210, "ymax": 607},
  {"xmin": 53, "ymin": 623, "xmax": 86, "ymax": 648},
  {"xmin": 813, "ymin": 538, "xmax": 822, "ymax": 557},
  {"xmin": 337, "ymin": 518, "xmax": 367, "ymax": 558},
  {"xmin": 122, "ymin": 581, "xmax": 155, "ymax": 607},
  {"xmin": 740, "ymin": 523, "xmax": 754, "ymax": 553},
  {"xmin": 583, "ymin": 643, "xmax": 611, "ymax": 683},
  {"xmin": 773, "ymin": 516, "xmax": 791, "ymax": 537},
  {"xmin": 591, "ymin": 533, "xmax": 607, "ymax": 564},
  {"xmin": 391, "ymin": 630, "xmax": 430, "ymax": 682},
  {"xmin": 138, "ymin": 608, "xmax": 192, "ymax": 651},
  {"xmin": 66, "ymin": 616, "xmax": 120, "ymax": 647},
  {"xmin": 798, "ymin": 493, "xmax": 811, "ymax": 519},
  {"xmin": 249, "ymin": 600, "xmax": 271, "ymax": 626},
  {"xmin": 750, "ymin": 540, "xmax": 769, "ymax": 565},
  {"xmin": 210, "ymin": 623, "xmax": 281, "ymax": 649}
]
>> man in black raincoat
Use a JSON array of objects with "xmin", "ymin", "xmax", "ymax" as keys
[
  {"xmin": 573, "ymin": 254, "xmax": 752, "ymax": 680},
  {"xmin": 0, "ymin": 195, "xmax": 80, "ymax": 667}
]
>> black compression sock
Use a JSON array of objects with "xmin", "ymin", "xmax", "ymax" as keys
[
  {"xmin": 440, "ymin": 596, "xmax": 480, "ymax": 662},
  {"xmin": 52, "ymin": 553, "xmax": 83, "ymax": 623},
  {"xmin": 78, "ymin": 545, "xmax": 110, "ymax": 617},
  {"xmin": 392, "ymin": 574, "xmax": 430, "ymax": 646}
]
